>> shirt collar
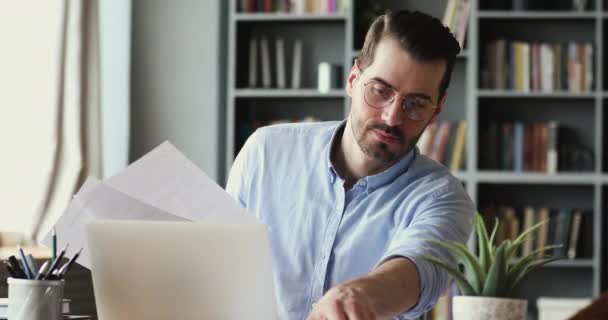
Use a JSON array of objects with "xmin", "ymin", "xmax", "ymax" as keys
[
  {"xmin": 325, "ymin": 120, "xmax": 417, "ymax": 191},
  {"xmin": 326, "ymin": 121, "xmax": 346, "ymax": 185}
]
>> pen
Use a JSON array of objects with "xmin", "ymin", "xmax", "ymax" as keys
[
  {"xmin": 56, "ymin": 248, "xmax": 83, "ymax": 280},
  {"xmin": 4, "ymin": 261, "xmax": 16, "ymax": 278},
  {"xmin": 18, "ymin": 246, "xmax": 35, "ymax": 279},
  {"xmin": 26, "ymin": 254, "xmax": 37, "ymax": 278},
  {"xmin": 35, "ymin": 261, "xmax": 50, "ymax": 280},
  {"xmin": 8, "ymin": 255, "xmax": 27, "ymax": 279},
  {"xmin": 45, "ymin": 244, "xmax": 68, "ymax": 280},
  {"xmin": 52, "ymin": 227, "xmax": 57, "ymax": 261}
]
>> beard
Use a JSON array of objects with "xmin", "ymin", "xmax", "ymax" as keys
[{"xmin": 350, "ymin": 114, "xmax": 427, "ymax": 164}]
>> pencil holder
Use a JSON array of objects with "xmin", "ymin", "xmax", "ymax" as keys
[{"xmin": 7, "ymin": 277, "xmax": 65, "ymax": 320}]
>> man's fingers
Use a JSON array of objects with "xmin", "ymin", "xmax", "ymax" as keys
[
  {"xmin": 343, "ymin": 298, "xmax": 373, "ymax": 320},
  {"xmin": 326, "ymin": 300, "xmax": 347, "ymax": 320}
]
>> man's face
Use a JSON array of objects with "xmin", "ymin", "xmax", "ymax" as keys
[{"xmin": 346, "ymin": 37, "xmax": 447, "ymax": 164}]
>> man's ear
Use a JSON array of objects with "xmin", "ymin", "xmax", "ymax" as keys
[
  {"xmin": 430, "ymin": 93, "xmax": 447, "ymax": 123},
  {"xmin": 346, "ymin": 59, "xmax": 360, "ymax": 97}
]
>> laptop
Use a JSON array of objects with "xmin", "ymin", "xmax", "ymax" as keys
[{"xmin": 86, "ymin": 221, "xmax": 279, "ymax": 320}]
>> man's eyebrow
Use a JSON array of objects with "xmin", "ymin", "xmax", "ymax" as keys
[{"xmin": 370, "ymin": 76, "xmax": 433, "ymax": 101}]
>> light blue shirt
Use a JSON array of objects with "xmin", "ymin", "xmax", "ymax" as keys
[{"xmin": 226, "ymin": 121, "xmax": 474, "ymax": 320}]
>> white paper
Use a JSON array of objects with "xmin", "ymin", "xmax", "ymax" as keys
[
  {"xmin": 42, "ymin": 180, "xmax": 187, "ymax": 268},
  {"xmin": 41, "ymin": 141, "xmax": 257, "ymax": 269},
  {"xmin": 104, "ymin": 141, "xmax": 257, "ymax": 224}
]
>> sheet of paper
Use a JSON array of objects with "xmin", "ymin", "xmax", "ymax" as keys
[
  {"xmin": 41, "ymin": 141, "xmax": 257, "ymax": 269},
  {"xmin": 42, "ymin": 180, "xmax": 187, "ymax": 269},
  {"xmin": 105, "ymin": 141, "xmax": 257, "ymax": 224}
]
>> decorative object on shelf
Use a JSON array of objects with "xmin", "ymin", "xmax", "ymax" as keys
[
  {"xmin": 571, "ymin": 0, "xmax": 588, "ymax": 12},
  {"xmin": 424, "ymin": 212, "xmax": 565, "ymax": 320},
  {"xmin": 317, "ymin": 62, "xmax": 343, "ymax": 93},
  {"xmin": 317, "ymin": 62, "xmax": 331, "ymax": 93}
]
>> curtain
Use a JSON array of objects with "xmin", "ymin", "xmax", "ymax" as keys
[{"xmin": 0, "ymin": 0, "xmax": 101, "ymax": 243}]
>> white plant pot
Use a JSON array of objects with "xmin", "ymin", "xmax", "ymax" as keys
[{"xmin": 453, "ymin": 296, "xmax": 528, "ymax": 320}]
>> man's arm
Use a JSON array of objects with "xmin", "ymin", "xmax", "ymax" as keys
[{"xmin": 306, "ymin": 257, "xmax": 419, "ymax": 320}]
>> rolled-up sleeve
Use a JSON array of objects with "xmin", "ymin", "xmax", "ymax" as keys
[{"xmin": 377, "ymin": 181, "xmax": 474, "ymax": 319}]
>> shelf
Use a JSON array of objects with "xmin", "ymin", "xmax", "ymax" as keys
[
  {"xmin": 452, "ymin": 171, "xmax": 469, "ymax": 181},
  {"xmin": 234, "ymin": 89, "xmax": 345, "ymax": 98},
  {"xmin": 351, "ymin": 49, "xmax": 468, "ymax": 59},
  {"xmin": 546, "ymin": 259, "xmax": 596, "ymax": 268},
  {"xmin": 234, "ymin": 13, "xmax": 347, "ymax": 22},
  {"xmin": 476, "ymin": 172, "xmax": 597, "ymax": 184},
  {"xmin": 509, "ymin": 258, "xmax": 595, "ymax": 268},
  {"xmin": 477, "ymin": 90, "xmax": 596, "ymax": 99},
  {"xmin": 478, "ymin": 11, "xmax": 597, "ymax": 19}
]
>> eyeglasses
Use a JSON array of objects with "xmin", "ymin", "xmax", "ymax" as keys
[{"xmin": 361, "ymin": 77, "xmax": 438, "ymax": 121}]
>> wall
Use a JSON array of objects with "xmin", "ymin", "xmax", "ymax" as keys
[
  {"xmin": 130, "ymin": 0, "xmax": 226, "ymax": 182},
  {"xmin": 100, "ymin": 0, "xmax": 131, "ymax": 178}
]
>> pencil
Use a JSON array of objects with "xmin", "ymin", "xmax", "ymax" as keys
[{"xmin": 52, "ymin": 227, "xmax": 57, "ymax": 261}]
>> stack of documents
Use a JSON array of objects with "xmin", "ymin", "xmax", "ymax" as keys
[{"xmin": 41, "ymin": 142, "xmax": 258, "ymax": 269}]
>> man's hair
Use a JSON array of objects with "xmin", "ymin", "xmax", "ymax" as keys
[{"xmin": 357, "ymin": 10, "xmax": 461, "ymax": 101}]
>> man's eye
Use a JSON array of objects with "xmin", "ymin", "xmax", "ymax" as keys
[
  {"xmin": 371, "ymin": 85, "xmax": 391, "ymax": 98},
  {"xmin": 404, "ymin": 98, "xmax": 425, "ymax": 110}
]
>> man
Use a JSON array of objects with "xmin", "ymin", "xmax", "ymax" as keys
[{"xmin": 226, "ymin": 10, "xmax": 474, "ymax": 320}]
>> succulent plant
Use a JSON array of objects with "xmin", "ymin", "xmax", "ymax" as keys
[{"xmin": 424, "ymin": 212, "xmax": 563, "ymax": 297}]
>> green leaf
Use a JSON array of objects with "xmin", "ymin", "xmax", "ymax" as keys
[
  {"xmin": 488, "ymin": 216, "xmax": 499, "ymax": 254},
  {"xmin": 506, "ymin": 245, "xmax": 563, "ymax": 287},
  {"xmin": 475, "ymin": 213, "xmax": 493, "ymax": 274},
  {"xmin": 507, "ymin": 257, "xmax": 562, "ymax": 296},
  {"xmin": 481, "ymin": 242, "xmax": 507, "ymax": 297},
  {"xmin": 423, "ymin": 255, "xmax": 477, "ymax": 296},
  {"xmin": 427, "ymin": 239, "xmax": 485, "ymax": 294}
]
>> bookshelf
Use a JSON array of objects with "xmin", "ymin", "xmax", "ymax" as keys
[{"xmin": 226, "ymin": 0, "xmax": 605, "ymax": 319}]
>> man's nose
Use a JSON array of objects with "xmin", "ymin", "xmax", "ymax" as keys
[{"xmin": 381, "ymin": 97, "xmax": 405, "ymax": 127}]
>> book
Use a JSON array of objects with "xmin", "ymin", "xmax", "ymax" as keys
[
  {"xmin": 260, "ymin": 36, "xmax": 271, "ymax": 88},
  {"xmin": 248, "ymin": 37, "xmax": 258, "ymax": 88},
  {"xmin": 454, "ymin": 0, "xmax": 471, "ymax": 49},
  {"xmin": 552, "ymin": 209, "xmax": 571, "ymax": 257},
  {"xmin": 521, "ymin": 206, "xmax": 535, "ymax": 257},
  {"xmin": 275, "ymin": 37, "xmax": 286, "ymax": 89},
  {"xmin": 449, "ymin": 121, "xmax": 467, "ymax": 172},
  {"xmin": 546, "ymin": 121, "xmax": 558, "ymax": 174},
  {"xmin": 291, "ymin": 39, "xmax": 302, "ymax": 89},
  {"xmin": 536, "ymin": 207, "xmax": 550, "ymax": 257}
]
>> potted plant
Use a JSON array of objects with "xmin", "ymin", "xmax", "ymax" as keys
[{"xmin": 424, "ymin": 212, "xmax": 563, "ymax": 320}]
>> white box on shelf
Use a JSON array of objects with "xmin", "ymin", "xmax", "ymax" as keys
[
  {"xmin": 537, "ymin": 297, "xmax": 591, "ymax": 320},
  {"xmin": 317, "ymin": 62, "xmax": 331, "ymax": 93}
]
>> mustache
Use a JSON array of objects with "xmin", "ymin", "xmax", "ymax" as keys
[{"xmin": 368, "ymin": 123, "xmax": 403, "ymax": 140}]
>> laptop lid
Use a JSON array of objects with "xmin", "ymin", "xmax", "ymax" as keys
[{"xmin": 86, "ymin": 221, "xmax": 278, "ymax": 320}]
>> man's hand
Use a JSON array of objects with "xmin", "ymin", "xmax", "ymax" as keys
[
  {"xmin": 306, "ymin": 284, "xmax": 377, "ymax": 320},
  {"xmin": 306, "ymin": 258, "xmax": 421, "ymax": 320}
]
